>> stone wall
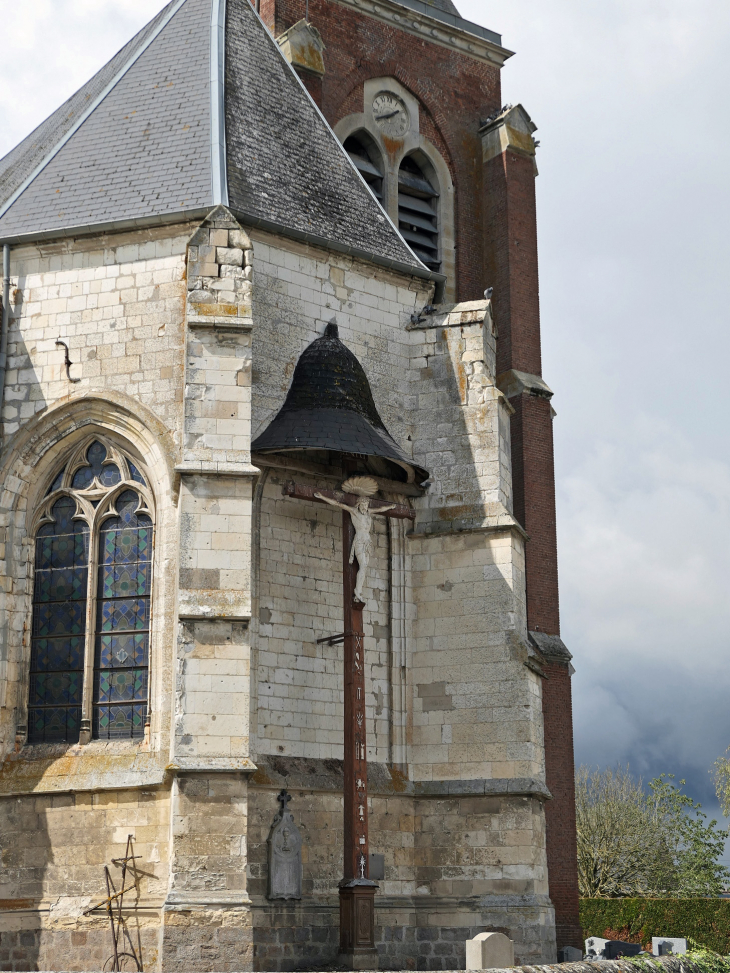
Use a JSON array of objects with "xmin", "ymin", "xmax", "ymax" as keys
[
  {"xmin": 254, "ymin": 470, "xmax": 392, "ymax": 761},
  {"xmin": 0, "ymin": 224, "xmax": 192, "ymax": 752},
  {"xmin": 0, "ymin": 780, "xmax": 170, "ymax": 972},
  {"xmin": 247, "ymin": 759, "xmax": 553, "ymax": 970},
  {"xmin": 0, "ymin": 209, "xmax": 556, "ymax": 970}
]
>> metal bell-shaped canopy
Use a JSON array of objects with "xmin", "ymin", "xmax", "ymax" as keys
[{"xmin": 252, "ymin": 323, "xmax": 428, "ymax": 484}]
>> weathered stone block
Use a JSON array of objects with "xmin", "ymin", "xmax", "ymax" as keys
[{"xmin": 216, "ymin": 247, "xmax": 244, "ymax": 267}]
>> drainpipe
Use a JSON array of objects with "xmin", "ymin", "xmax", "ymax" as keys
[{"xmin": 0, "ymin": 244, "xmax": 9, "ymax": 438}]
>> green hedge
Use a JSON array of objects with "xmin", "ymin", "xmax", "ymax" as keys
[{"xmin": 580, "ymin": 898, "xmax": 730, "ymax": 955}]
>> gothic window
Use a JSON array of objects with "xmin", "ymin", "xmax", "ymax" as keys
[
  {"xmin": 28, "ymin": 437, "xmax": 154, "ymax": 745},
  {"xmin": 344, "ymin": 133, "xmax": 384, "ymax": 203},
  {"xmin": 397, "ymin": 154, "xmax": 440, "ymax": 271}
]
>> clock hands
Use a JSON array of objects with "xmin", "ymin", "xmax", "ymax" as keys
[{"xmin": 375, "ymin": 109, "xmax": 400, "ymax": 120}]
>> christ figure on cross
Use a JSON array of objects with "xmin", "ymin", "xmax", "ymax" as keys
[{"xmin": 313, "ymin": 491, "xmax": 397, "ymax": 603}]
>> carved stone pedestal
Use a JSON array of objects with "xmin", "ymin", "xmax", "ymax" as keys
[{"xmin": 338, "ymin": 879, "xmax": 379, "ymax": 970}]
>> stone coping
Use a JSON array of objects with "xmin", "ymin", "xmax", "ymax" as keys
[{"xmin": 25, "ymin": 964, "xmax": 730, "ymax": 973}]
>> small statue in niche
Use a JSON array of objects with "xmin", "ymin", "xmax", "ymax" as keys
[{"xmin": 267, "ymin": 790, "xmax": 302, "ymax": 900}]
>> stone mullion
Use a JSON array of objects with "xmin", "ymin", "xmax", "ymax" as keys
[
  {"xmin": 143, "ymin": 520, "xmax": 157, "ymax": 738},
  {"xmin": 79, "ymin": 505, "xmax": 100, "ymax": 745}
]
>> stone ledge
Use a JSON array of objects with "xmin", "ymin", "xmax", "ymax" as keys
[
  {"xmin": 408, "ymin": 505, "xmax": 528, "ymax": 541},
  {"xmin": 529, "ymin": 630, "xmax": 572, "ymax": 663},
  {"xmin": 163, "ymin": 891, "xmax": 253, "ymax": 907},
  {"xmin": 0, "ymin": 747, "xmax": 170, "ymax": 796},
  {"xmin": 331, "ymin": 0, "xmax": 513, "ymax": 67},
  {"xmin": 414, "ymin": 777, "xmax": 551, "ymax": 800},
  {"xmin": 168, "ymin": 756, "xmax": 257, "ymax": 773},
  {"xmin": 407, "ymin": 298, "xmax": 492, "ymax": 331},
  {"xmin": 497, "ymin": 367, "xmax": 553, "ymax": 400},
  {"xmin": 186, "ymin": 314, "xmax": 253, "ymax": 330},
  {"xmin": 250, "ymin": 756, "xmax": 550, "ymax": 800},
  {"xmin": 177, "ymin": 589, "xmax": 252, "ymax": 620},
  {"xmin": 247, "ymin": 891, "xmax": 554, "ymax": 911},
  {"xmin": 175, "ymin": 461, "xmax": 260, "ymax": 476}
]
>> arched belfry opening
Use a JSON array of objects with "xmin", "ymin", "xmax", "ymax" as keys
[
  {"xmin": 398, "ymin": 153, "xmax": 440, "ymax": 271},
  {"xmin": 343, "ymin": 133, "xmax": 384, "ymax": 203}
]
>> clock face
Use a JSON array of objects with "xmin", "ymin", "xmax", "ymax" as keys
[{"xmin": 372, "ymin": 92, "xmax": 410, "ymax": 138}]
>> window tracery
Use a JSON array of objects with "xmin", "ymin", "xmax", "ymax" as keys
[{"xmin": 28, "ymin": 436, "xmax": 154, "ymax": 744}]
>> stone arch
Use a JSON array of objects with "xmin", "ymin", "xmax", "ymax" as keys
[
  {"xmin": 0, "ymin": 390, "xmax": 179, "ymax": 755},
  {"xmin": 332, "ymin": 62, "xmax": 457, "ymax": 176}
]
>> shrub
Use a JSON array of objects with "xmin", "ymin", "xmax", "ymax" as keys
[{"xmin": 580, "ymin": 898, "xmax": 730, "ymax": 956}]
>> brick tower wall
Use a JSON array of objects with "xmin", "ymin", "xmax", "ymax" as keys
[{"xmin": 259, "ymin": 0, "xmax": 500, "ymax": 303}]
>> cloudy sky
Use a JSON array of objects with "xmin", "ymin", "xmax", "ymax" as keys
[{"xmin": 1, "ymin": 0, "xmax": 728, "ymax": 848}]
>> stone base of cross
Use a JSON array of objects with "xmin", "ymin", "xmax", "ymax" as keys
[{"xmin": 284, "ymin": 481, "xmax": 414, "ymax": 967}]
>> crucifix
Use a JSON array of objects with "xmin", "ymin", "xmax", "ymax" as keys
[{"xmin": 284, "ymin": 476, "xmax": 414, "ymax": 964}]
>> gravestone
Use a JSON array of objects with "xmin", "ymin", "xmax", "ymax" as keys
[
  {"xmin": 604, "ymin": 941, "xmax": 641, "ymax": 959},
  {"xmin": 267, "ymin": 790, "xmax": 302, "ymax": 900},
  {"xmin": 585, "ymin": 937, "xmax": 608, "ymax": 958},
  {"xmin": 558, "ymin": 946, "xmax": 583, "ymax": 963},
  {"xmin": 653, "ymin": 938, "xmax": 687, "ymax": 956},
  {"xmin": 465, "ymin": 932, "xmax": 514, "ymax": 970}
]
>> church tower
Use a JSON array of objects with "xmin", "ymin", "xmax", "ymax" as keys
[{"xmin": 266, "ymin": 0, "xmax": 582, "ymax": 952}]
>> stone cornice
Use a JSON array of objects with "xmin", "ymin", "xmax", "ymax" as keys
[
  {"xmin": 331, "ymin": 0, "xmax": 514, "ymax": 67},
  {"xmin": 497, "ymin": 368, "xmax": 553, "ymax": 400},
  {"xmin": 481, "ymin": 104, "xmax": 538, "ymax": 166},
  {"xmin": 250, "ymin": 755, "xmax": 551, "ymax": 800}
]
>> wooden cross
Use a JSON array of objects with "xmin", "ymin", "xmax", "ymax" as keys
[{"xmin": 283, "ymin": 480, "xmax": 414, "ymax": 962}]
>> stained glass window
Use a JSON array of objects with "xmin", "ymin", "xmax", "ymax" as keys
[
  {"xmin": 47, "ymin": 468, "xmax": 66, "ymax": 495},
  {"xmin": 29, "ymin": 438, "xmax": 153, "ymax": 746},
  {"xmin": 93, "ymin": 491, "xmax": 152, "ymax": 740},
  {"xmin": 128, "ymin": 462, "xmax": 146, "ymax": 486},
  {"xmin": 72, "ymin": 440, "xmax": 121, "ymax": 489},
  {"xmin": 28, "ymin": 497, "xmax": 88, "ymax": 743}
]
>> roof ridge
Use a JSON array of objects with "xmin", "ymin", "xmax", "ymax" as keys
[
  {"xmin": 210, "ymin": 0, "xmax": 228, "ymax": 206},
  {"xmin": 0, "ymin": 0, "xmax": 189, "ymax": 223}
]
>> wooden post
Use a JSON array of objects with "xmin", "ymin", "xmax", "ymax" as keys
[
  {"xmin": 281, "ymin": 481, "xmax": 414, "ymax": 969},
  {"xmin": 338, "ymin": 511, "xmax": 378, "ymax": 968}
]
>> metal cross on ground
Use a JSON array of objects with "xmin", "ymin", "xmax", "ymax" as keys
[{"xmin": 284, "ymin": 479, "xmax": 414, "ymax": 968}]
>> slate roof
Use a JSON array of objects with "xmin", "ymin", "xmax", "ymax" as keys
[{"xmin": 0, "ymin": 0, "xmax": 427, "ymax": 276}]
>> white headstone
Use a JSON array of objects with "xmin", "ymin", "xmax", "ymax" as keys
[
  {"xmin": 585, "ymin": 937, "xmax": 608, "ymax": 957},
  {"xmin": 652, "ymin": 938, "xmax": 687, "ymax": 956},
  {"xmin": 465, "ymin": 932, "xmax": 515, "ymax": 970}
]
